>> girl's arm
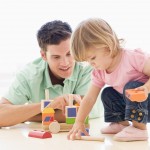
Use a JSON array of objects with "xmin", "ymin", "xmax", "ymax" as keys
[
  {"xmin": 135, "ymin": 58, "xmax": 150, "ymax": 97},
  {"xmin": 143, "ymin": 58, "xmax": 150, "ymax": 93},
  {"xmin": 67, "ymin": 84, "xmax": 101, "ymax": 140}
]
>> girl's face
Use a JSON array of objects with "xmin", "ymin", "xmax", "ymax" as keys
[{"xmin": 86, "ymin": 47, "xmax": 113, "ymax": 71}]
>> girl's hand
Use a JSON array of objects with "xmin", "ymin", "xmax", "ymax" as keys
[
  {"xmin": 135, "ymin": 85, "xmax": 149, "ymax": 98},
  {"xmin": 67, "ymin": 121, "xmax": 89, "ymax": 140}
]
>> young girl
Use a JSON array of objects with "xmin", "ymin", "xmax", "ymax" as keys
[{"xmin": 67, "ymin": 18, "xmax": 150, "ymax": 142}]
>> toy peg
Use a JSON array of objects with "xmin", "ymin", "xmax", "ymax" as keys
[
  {"xmin": 75, "ymin": 135, "xmax": 105, "ymax": 142},
  {"xmin": 69, "ymin": 94, "xmax": 74, "ymax": 106},
  {"xmin": 45, "ymin": 89, "xmax": 50, "ymax": 100}
]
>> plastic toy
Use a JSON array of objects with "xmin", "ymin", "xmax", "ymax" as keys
[{"xmin": 125, "ymin": 89, "xmax": 147, "ymax": 102}]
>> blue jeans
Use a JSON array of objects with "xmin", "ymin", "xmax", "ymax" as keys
[{"xmin": 101, "ymin": 81, "xmax": 150, "ymax": 124}]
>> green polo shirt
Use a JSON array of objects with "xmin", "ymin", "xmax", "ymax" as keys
[{"xmin": 4, "ymin": 58, "xmax": 101, "ymax": 118}]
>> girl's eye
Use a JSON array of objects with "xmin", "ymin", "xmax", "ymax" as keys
[{"xmin": 67, "ymin": 53, "xmax": 71, "ymax": 56}]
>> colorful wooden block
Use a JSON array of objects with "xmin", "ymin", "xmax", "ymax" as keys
[
  {"xmin": 66, "ymin": 118, "xmax": 75, "ymax": 124},
  {"xmin": 42, "ymin": 107, "xmax": 55, "ymax": 114},
  {"xmin": 65, "ymin": 106, "xmax": 77, "ymax": 118},
  {"xmin": 41, "ymin": 100, "xmax": 54, "ymax": 111},
  {"xmin": 42, "ymin": 108, "xmax": 55, "ymax": 125},
  {"xmin": 68, "ymin": 107, "xmax": 77, "ymax": 117},
  {"xmin": 43, "ymin": 116, "xmax": 54, "ymax": 122}
]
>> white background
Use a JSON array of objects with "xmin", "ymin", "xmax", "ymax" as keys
[{"xmin": 0, "ymin": 0, "xmax": 150, "ymax": 95}]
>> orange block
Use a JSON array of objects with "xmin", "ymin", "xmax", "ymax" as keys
[
  {"xmin": 42, "ymin": 113, "xmax": 54, "ymax": 121},
  {"xmin": 125, "ymin": 89, "xmax": 147, "ymax": 102}
]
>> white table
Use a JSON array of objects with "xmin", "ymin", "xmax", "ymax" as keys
[{"xmin": 0, "ymin": 118, "xmax": 150, "ymax": 150}]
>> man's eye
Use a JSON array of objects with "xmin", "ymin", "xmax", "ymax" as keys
[{"xmin": 54, "ymin": 56, "xmax": 59, "ymax": 59}]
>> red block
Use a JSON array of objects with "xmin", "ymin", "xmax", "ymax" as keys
[{"xmin": 28, "ymin": 130, "xmax": 52, "ymax": 139}]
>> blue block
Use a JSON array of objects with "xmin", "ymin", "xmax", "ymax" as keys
[
  {"xmin": 81, "ymin": 128, "xmax": 89, "ymax": 136},
  {"xmin": 44, "ymin": 101, "xmax": 51, "ymax": 108},
  {"xmin": 44, "ymin": 116, "xmax": 51, "ymax": 122},
  {"xmin": 68, "ymin": 107, "xmax": 77, "ymax": 117}
]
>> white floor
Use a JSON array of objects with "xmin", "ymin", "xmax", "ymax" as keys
[{"xmin": 1, "ymin": 118, "xmax": 150, "ymax": 150}]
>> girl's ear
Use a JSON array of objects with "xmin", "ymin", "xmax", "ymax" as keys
[{"xmin": 40, "ymin": 50, "xmax": 47, "ymax": 61}]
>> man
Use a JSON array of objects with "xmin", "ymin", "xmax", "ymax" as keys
[{"xmin": 0, "ymin": 20, "xmax": 100, "ymax": 127}]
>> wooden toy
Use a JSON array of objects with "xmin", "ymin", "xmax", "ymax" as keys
[
  {"xmin": 48, "ymin": 121, "xmax": 60, "ymax": 134},
  {"xmin": 65, "ymin": 106, "xmax": 78, "ymax": 118},
  {"xmin": 41, "ymin": 99, "xmax": 54, "ymax": 111},
  {"xmin": 69, "ymin": 94, "xmax": 74, "ymax": 106},
  {"xmin": 41, "ymin": 89, "xmax": 54, "ymax": 111},
  {"xmin": 28, "ymin": 130, "xmax": 52, "ymax": 139},
  {"xmin": 75, "ymin": 135, "xmax": 105, "ymax": 142},
  {"xmin": 42, "ymin": 122, "xmax": 90, "ymax": 132},
  {"xmin": 45, "ymin": 89, "xmax": 50, "ymax": 100},
  {"xmin": 42, "ymin": 107, "xmax": 55, "ymax": 125},
  {"xmin": 41, "ymin": 90, "xmax": 90, "ymax": 134},
  {"xmin": 125, "ymin": 89, "xmax": 147, "ymax": 102}
]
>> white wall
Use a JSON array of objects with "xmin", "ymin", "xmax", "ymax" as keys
[{"xmin": 0, "ymin": 0, "xmax": 150, "ymax": 95}]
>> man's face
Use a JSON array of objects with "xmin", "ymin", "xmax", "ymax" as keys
[{"xmin": 41, "ymin": 38, "xmax": 75, "ymax": 79}]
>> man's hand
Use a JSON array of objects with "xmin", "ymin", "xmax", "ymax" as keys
[{"xmin": 48, "ymin": 94, "xmax": 82, "ymax": 113}]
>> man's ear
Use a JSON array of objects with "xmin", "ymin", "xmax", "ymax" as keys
[{"xmin": 40, "ymin": 50, "xmax": 47, "ymax": 61}]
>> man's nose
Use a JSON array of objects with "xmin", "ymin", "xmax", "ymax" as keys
[{"xmin": 60, "ymin": 57, "xmax": 69, "ymax": 65}]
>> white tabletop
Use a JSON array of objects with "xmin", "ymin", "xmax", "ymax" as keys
[{"xmin": 0, "ymin": 118, "xmax": 150, "ymax": 150}]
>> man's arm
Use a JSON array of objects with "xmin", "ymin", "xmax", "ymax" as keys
[
  {"xmin": 0, "ymin": 97, "xmax": 41, "ymax": 127},
  {"xmin": 0, "ymin": 97, "xmax": 67, "ymax": 127},
  {"xmin": 27, "ymin": 110, "xmax": 66, "ymax": 123}
]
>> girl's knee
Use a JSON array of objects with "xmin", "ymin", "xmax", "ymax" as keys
[{"xmin": 124, "ymin": 81, "xmax": 144, "ymax": 91}]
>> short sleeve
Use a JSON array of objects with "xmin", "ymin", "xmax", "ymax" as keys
[
  {"xmin": 3, "ymin": 72, "xmax": 31, "ymax": 105},
  {"xmin": 91, "ymin": 69, "xmax": 105, "ymax": 88},
  {"xmin": 128, "ymin": 49, "xmax": 150, "ymax": 73}
]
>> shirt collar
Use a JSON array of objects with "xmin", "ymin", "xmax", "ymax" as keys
[{"xmin": 44, "ymin": 63, "xmax": 78, "ymax": 89}]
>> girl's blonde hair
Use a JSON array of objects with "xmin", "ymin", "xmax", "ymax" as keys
[{"xmin": 71, "ymin": 18, "xmax": 123, "ymax": 61}]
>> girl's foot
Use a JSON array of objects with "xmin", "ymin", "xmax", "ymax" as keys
[
  {"xmin": 101, "ymin": 123, "xmax": 127, "ymax": 134},
  {"xmin": 113, "ymin": 126, "xmax": 148, "ymax": 142}
]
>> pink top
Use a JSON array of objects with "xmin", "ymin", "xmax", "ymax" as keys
[{"xmin": 92, "ymin": 49, "xmax": 150, "ymax": 94}]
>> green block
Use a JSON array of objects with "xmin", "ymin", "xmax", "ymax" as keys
[
  {"xmin": 66, "ymin": 117, "xmax": 89, "ymax": 124},
  {"xmin": 66, "ymin": 118, "xmax": 75, "ymax": 124}
]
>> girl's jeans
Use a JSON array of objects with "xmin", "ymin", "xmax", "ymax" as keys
[{"xmin": 101, "ymin": 81, "xmax": 150, "ymax": 124}]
